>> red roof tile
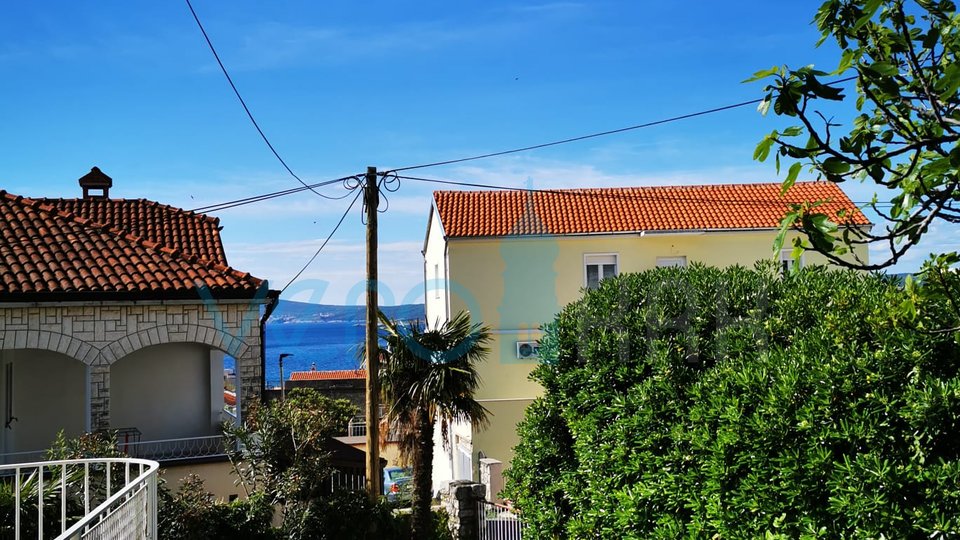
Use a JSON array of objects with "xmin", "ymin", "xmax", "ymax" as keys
[
  {"xmin": 433, "ymin": 181, "xmax": 870, "ymax": 238},
  {"xmin": 0, "ymin": 191, "xmax": 263, "ymax": 300},
  {"xmin": 289, "ymin": 369, "xmax": 366, "ymax": 381},
  {"xmin": 41, "ymin": 198, "xmax": 227, "ymax": 265}
]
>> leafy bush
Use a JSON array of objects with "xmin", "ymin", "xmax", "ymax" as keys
[
  {"xmin": 506, "ymin": 263, "xmax": 960, "ymax": 538},
  {"xmin": 159, "ymin": 474, "xmax": 274, "ymax": 540}
]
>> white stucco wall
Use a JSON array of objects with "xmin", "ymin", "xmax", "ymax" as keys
[
  {"xmin": 423, "ymin": 206, "xmax": 449, "ymax": 328},
  {"xmin": 0, "ymin": 349, "xmax": 86, "ymax": 454},
  {"xmin": 111, "ymin": 342, "xmax": 220, "ymax": 440}
]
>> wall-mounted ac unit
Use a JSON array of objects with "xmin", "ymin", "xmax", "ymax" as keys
[{"xmin": 516, "ymin": 341, "xmax": 540, "ymax": 359}]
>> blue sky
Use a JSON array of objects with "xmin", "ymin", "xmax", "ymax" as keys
[{"xmin": 2, "ymin": 1, "xmax": 956, "ymax": 305}]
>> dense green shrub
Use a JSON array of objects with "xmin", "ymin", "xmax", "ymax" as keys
[
  {"xmin": 506, "ymin": 264, "xmax": 960, "ymax": 538},
  {"xmin": 159, "ymin": 475, "xmax": 275, "ymax": 540}
]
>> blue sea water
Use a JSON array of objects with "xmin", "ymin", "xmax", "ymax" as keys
[{"xmin": 225, "ymin": 322, "xmax": 367, "ymax": 388}]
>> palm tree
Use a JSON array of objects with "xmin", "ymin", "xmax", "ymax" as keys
[{"xmin": 377, "ymin": 310, "xmax": 490, "ymax": 539}]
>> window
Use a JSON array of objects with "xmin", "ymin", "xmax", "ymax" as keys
[
  {"xmin": 584, "ymin": 254, "xmax": 618, "ymax": 289},
  {"xmin": 656, "ymin": 256, "xmax": 687, "ymax": 268},
  {"xmin": 434, "ymin": 264, "xmax": 440, "ymax": 299},
  {"xmin": 780, "ymin": 249, "xmax": 803, "ymax": 275}
]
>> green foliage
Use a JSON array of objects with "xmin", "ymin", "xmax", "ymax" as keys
[
  {"xmin": 223, "ymin": 388, "xmax": 358, "ymax": 503},
  {"xmin": 506, "ymin": 264, "xmax": 960, "ymax": 538},
  {"xmin": 158, "ymin": 474, "xmax": 275, "ymax": 540},
  {"xmin": 751, "ymin": 0, "xmax": 960, "ymax": 272},
  {"xmin": 46, "ymin": 430, "xmax": 124, "ymax": 460}
]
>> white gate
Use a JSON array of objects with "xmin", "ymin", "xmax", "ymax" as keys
[{"xmin": 478, "ymin": 500, "xmax": 524, "ymax": 540}]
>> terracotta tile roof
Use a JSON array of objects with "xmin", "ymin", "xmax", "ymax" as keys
[
  {"xmin": 433, "ymin": 181, "xmax": 870, "ymax": 238},
  {"xmin": 289, "ymin": 369, "xmax": 366, "ymax": 381},
  {"xmin": 41, "ymin": 198, "xmax": 227, "ymax": 265},
  {"xmin": 0, "ymin": 191, "xmax": 264, "ymax": 300}
]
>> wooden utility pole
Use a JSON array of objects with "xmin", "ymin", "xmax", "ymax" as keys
[{"xmin": 364, "ymin": 166, "xmax": 382, "ymax": 500}]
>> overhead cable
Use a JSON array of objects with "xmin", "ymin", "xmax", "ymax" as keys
[
  {"xmin": 279, "ymin": 187, "xmax": 364, "ymax": 295},
  {"xmin": 185, "ymin": 0, "xmax": 345, "ymax": 200},
  {"xmin": 389, "ymin": 76, "xmax": 859, "ymax": 173}
]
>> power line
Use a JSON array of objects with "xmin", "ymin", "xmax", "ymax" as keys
[
  {"xmin": 279, "ymin": 187, "xmax": 363, "ymax": 295},
  {"xmin": 189, "ymin": 174, "xmax": 362, "ymax": 214},
  {"xmin": 185, "ymin": 0, "xmax": 344, "ymax": 201},
  {"xmin": 389, "ymin": 76, "xmax": 859, "ymax": 173},
  {"xmin": 395, "ymin": 173, "xmax": 894, "ymax": 208}
]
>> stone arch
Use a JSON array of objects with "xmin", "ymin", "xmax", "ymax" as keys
[
  {"xmin": 0, "ymin": 329, "xmax": 96, "ymax": 365},
  {"xmin": 101, "ymin": 323, "xmax": 251, "ymax": 365}
]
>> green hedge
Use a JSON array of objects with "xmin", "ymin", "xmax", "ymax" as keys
[{"xmin": 505, "ymin": 264, "xmax": 960, "ymax": 538}]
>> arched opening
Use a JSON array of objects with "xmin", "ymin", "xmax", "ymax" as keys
[
  {"xmin": 0, "ymin": 348, "xmax": 87, "ymax": 458},
  {"xmin": 111, "ymin": 342, "xmax": 225, "ymax": 442}
]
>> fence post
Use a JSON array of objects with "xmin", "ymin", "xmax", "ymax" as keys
[{"xmin": 440, "ymin": 480, "xmax": 485, "ymax": 540}]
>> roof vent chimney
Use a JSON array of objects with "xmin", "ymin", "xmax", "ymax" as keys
[{"xmin": 79, "ymin": 167, "xmax": 113, "ymax": 199}]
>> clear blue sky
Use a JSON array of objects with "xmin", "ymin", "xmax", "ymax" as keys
[{"xmin": 2, "ymin": 1, "xmax": 956, "ymax": 305}]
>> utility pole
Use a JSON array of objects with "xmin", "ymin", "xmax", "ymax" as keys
[{"xmin": 364, "ymin": 166, "xmax": 382, "ymax": 500}]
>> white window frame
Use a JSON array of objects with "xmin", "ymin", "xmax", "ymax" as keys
[
  {"xmin": 656, "ymin": 256, "xmax": 687, "ymax": 268},
  {"xmin": 780, "ymin": 248, "xmax": 804, "ymax": 275},
  {"xmin": 583, "ymin": 253, "xmax": 619, "ymax": 289}
]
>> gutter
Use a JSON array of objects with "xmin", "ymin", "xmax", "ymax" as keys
[{"xmin": 259, "ymin": 288, "xmax": 282, "ymax": 398}]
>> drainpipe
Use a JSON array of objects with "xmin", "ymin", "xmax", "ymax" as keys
[{"xmin": 259, "ymin": 289, "xmax": 281, "ymax": 402}]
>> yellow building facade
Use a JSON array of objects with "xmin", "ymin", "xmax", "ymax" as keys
[{"xmin": 422, "ymin": 182, "xmax": 870, "ymax": 493}]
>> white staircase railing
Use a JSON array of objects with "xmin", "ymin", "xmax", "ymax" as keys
[{"xmin": 0, "ymin": 457, "xmax": 159, "ymax": 540}]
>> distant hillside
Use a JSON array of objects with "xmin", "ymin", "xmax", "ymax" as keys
[{"xmin": 268, "ymin": 300, "xmax": 424, "ymax": 324}]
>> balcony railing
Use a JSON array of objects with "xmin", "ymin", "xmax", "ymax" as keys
[
  {"xmin": 0, "ymin": 435, "xmax": 228, "ymax": 466},
  {"xmin": 346, "ymin": 416, "xmax": 402, "ymax": 441},
  {"xmin": 119, "ymin": 435, "xmax": 227, "ymax": 462},
  {"xmin": 0, "ymin": 457, "xmax": 159, "ymax": 540}
]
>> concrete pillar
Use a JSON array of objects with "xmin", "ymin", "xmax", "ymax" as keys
[
  {"xmin": 479, "ymin": 458, "xmax": 504, "ymax": 503},
  {"xmin": 441, "ymin": 480, "xmax": 486, "ymax": 540}
]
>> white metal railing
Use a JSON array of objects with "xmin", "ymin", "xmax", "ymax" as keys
[
  {"xmin": 0, "ymin": 435, "xmax": 228, "ymax": 466},
  {"xmin": 0, "ymin": 457, "xmax": 159, "ymax": 540},
  {"xmin": 346, "ymin": 415, "xmax": 402, "ymax": 441},
  {"xmin": 118, "ymin": 435, "xmax": 226, "ymax": 462},
  {"xmin": 328, "ymin": 471, "xmax": 366, "ymax": 493},
  {"xmin": 347, "ymin": 416, "xmax": 367, "ymax": 437},
  {"xmin": 478, "ymin": 500, "xmax": 525, "ymax": 540}
]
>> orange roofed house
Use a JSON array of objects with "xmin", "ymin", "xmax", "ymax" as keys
[
  {"xmin": 422, "ymin": 181, "xmax": 871, "ymax": 494},
  {"xmin": 0, "ymin": 168, "xmax": 278, "ymax": 468}
]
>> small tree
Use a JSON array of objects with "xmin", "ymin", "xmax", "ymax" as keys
[
  {"xmin": 223, "ymin": 388, "xmax": 357, "ymax": 538},
  {"xmin": 750, "ymin": 0, "xmax": 960, "ymax": 272},
  {"xmin": 377, "ymin": 311, "xmax": 491, "ymax": 540}
]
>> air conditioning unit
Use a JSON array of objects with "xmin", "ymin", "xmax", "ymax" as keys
[{"xmin": 516, "ymin": 341, "xmax": 540, "ymax": 359}]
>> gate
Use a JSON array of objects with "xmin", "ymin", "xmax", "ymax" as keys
[{"xmin": 478, "ymin": 500, "xmax": 524, "ymax": 540}]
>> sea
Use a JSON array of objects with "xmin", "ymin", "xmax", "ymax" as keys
[
  {"xmin": 222, "ymin": 301, "xmax": 423, "ymax": 388},
  {"xmin": 225, "ymin": 321, "xmax": 367, "ymax": 388}
]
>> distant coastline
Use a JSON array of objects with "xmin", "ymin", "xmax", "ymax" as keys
[{"xmin": 267, "ymin": 300, "xmax": 424, "ymax": 325}]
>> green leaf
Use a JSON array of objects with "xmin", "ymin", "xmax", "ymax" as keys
[
  {"xmin": 937, "ymin": 63, "xmax": 960, "ymax": 100},
  {"xmin": 754, "ymin": 135, "xmax": 776, "ymax": 162},
  {"xmin": 835, "ymin": 49, "xmax": 857, "ymax": 74},
  {"xmin": 781, "ymin": 162, "xmax": 803, "ymax": 195},
  {"xmin": 867, "ymin": 61, "xmax": 899, "ymax": 77},
  {"xmin": 821, "ymin": 157, "xmax": 852, "ymax": 175},
  {"xmin": 743, "ymin": 66, "xmax": 781, "ymax": 83},
  {"xmin": 773, "ymin": 209, "xmax": 800, "ymax": 255}
]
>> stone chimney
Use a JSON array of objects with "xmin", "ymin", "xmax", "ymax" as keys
[{"xmin": 79, "ymin": 167, "xmax": 113, "ymax": 199}]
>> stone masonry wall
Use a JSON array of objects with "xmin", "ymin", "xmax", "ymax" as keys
[
  {"xmin": 0, "ymin": 301, "xmax": 264, "ymax": 429},
  {"xmin": 441, "ymin": 480, "xmax": 486, "ymax": 540}
]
